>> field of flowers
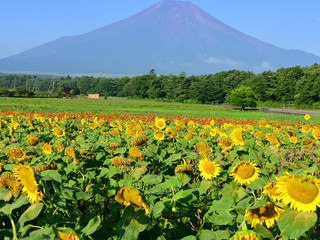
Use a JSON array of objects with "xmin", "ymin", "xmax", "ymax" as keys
[{"xmin": 0, "ymin": 110, "xmax": 320, "ymax": 240}]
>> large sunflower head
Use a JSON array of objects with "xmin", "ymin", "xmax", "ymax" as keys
[
  {"xmin": 115, "ymin": 187, "xmax": 149, "ymax": 214},
  {"xmin": 198, "ymin": 158, "xmax": 221, "ymax": 180},
  {"xmin": 312, "ymin": 127, "xmax": 320, "ymax": 139},
  {"xmin": 229, "ymin": 127, "xmax": 245, "ymax": 146},
  {"xmin": 155, "ymin": 117, "xmax": 166, "ymax": 130},
  {"xmin": 246, "ymin": 202, "xmax": 284, "ymax": 228},
  {"xmin": 230, "ymin": 161, "xmax": 260, "ymax": 185},
  {"xmin": 13, "ymin": 164, "xmax": 43, "ymax": 203},
  {"xmin": 276, "ymin": 173, "xmax": 320, "ymax": 213}
]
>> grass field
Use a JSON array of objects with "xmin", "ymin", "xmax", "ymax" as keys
[{"xmin": 0, "ymin": 97, "xmax": 318, "ymax": 122}]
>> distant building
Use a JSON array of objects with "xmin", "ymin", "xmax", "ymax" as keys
[{"xmin": 88, "ymin": 94, "xmax": 99, "ymax": 99}]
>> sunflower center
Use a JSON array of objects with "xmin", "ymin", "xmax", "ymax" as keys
[
  {"xmin": 235, "ymin": 163, "xmax": 255, "ymax": 179},
  {"xmin": 251, "ymin": 204, "xmax": 277, "ymax": 220},
  {"xmin": 286, "ymin": 178, "xmax": 319, "ymax": 204},
  {"xmin": 203, "ymin": 162, "xmax": 216, "ymax": 174}
]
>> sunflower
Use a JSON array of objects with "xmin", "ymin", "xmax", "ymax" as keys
[
  {"xmin": 131, "ymin": 136, "xmax": 147, "ymax": 146},
  {"xmin": 5, "ymin": 148, "xmax": 26, "ymax": 161},
  {"xmin": 184, "ymin": 132, "xmax": 194, "ymax": 140},
  {"xmin": 88, "ymin": 123, "xmax": 96, "ymax": 130},
  {"xmin": 246, "ymin": 202, "xmax": 284, "ymax": 228},
  {"xmin": 64, "ymin": 147, "xmax": 76, "ymax": 159},
  {"xmin": 155, "ymin": 117, "xmax": 166, "ymax": 130},
  {"xmin": 175, "ymin": 119, "xmax": 185, "ymax": 127},
  {"xmin": 174, "ymin": 165, "xmax": 194, "ymax": 173},
  {"xmin": 115, "ymin": 187, "xmax": 149, "ymax": 214},
  {"xmin": 42, "ymin": 143, "xmax": 53, "ymax": 155},
  {"xmin": 110, "ymin": 128, "xmax": 120, "ymax": 136},
  {"xmin": 198, "ymin": 158, "xmax": 221, "ymax": 180},
  {"xmin": 56, "ymin": 230, "xmax": 80, "ymax": 240},
  {"xmin": 108, "ymin": 143, "xmax": 123, "ymax": 153},
  {"xmin": 229, "ymin": 128, "xmax": 245, "ymax": 146},
  {"xmin": 27, "ymin": 134, "xmax": 39, "ymax": 146},
  {"xmin": 263, "ymin": 181, "xmax": 282, "ymax": 202},
  {"xmin": 300, "ymin": 125, "xmax": 311, "ymax": 133},
  {"xmin": 128, "ymin": 147, "xmax": 142, "ymax": 160},
  {"xmin": 217, "ymin": 138, "xmax": 234, "ymax": 153},
  {"xmin": 0, "ymin": 173, "xmax": 22, "ymax": 197},
  {"xmin": 125, "ymin": 127, "xmax": 137, "ymax": 137},
  {"xmin": 53, "ymin": 141, "xmax": 64, "ymax": 152},
  {"xmin": 254, "ymin": 131, "xmax": 265, "ymax": 140},
  {"xmin": 312, "ymin": 127, "xmax": 320, "ymax": 139},
  {"xmin": 154, "ymin": 131, "xmax": 165, "ymax": 141},
  {"xmin": 230, "ymin": 161, "xmax": 260, "ymax": 185},
  {"xmin": 257, "ymin": 119, "xmax": 268, "ymax": 127},
  {"xmin": 199, "ymin": 131, "xmax": 210, "ymax": 139},
  {"xmin": 52, "ymin": 127, "xmax": 65, "ymax": 137},
  {"xmin": 110, "ymin": 157, "xmax": 132, "ymax": 168},
  {"xmin": 304, "ymin": 114, "xmax": 311, "ymax": 121},
  {"xmin": 265, "ymin": 133, "xmax": 280, "ymax": 148},
  {"xmin": 210, "ymin": 119, "xmax": 215, "ymax": 126},
  {"xmin": 194, "ymin": 141, "xmax": 212, "ymax": 154},
  {"xmin": 230, "ymin": 230, "xmax": 262, "ymax": 240},
  {"xmin": 34, "ymin": 164, "xmax": 57, "ymax": 173},
  {"xmin": 13, "ymin": 164, "xmax": 43, "ymax": 203},
  {"xmin": 302, "ymin": 137, "xmax": 315, "ymax": 149},
  {"xmin": 276, "ymin": 173, "xmax": 320, "ymax": 213}
]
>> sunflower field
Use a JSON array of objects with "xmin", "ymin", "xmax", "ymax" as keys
[{"xmin": 0, "ymin": 110, "xmax": 320, "ymax": 240}]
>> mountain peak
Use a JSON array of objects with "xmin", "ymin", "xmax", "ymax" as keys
[{"xmin": 0, "ymin": 0, "xmax": 319, "ymax": 75}]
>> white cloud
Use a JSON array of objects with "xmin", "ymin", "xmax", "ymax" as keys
[{"xmin": 201, "ymin": 55, "xmax": 243, "ymax": 66}]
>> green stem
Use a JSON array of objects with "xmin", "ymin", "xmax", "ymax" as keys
[{"xmin": 9, "ymin": 214, "xmax": 17, "ymax": 240}]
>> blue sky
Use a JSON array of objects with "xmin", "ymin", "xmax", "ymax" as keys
[{"xmin": 1, "ymin": 0, "xmax": 319, "ymax": 59}]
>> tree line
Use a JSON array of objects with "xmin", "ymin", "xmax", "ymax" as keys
[{"xmin": 0, "ymin": 63, "xmax": 319, "ymax": 107}]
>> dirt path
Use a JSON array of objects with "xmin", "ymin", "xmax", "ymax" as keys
[{"xmin": 261, "ymin": 108, "xmax": 320, "ymax": 116}]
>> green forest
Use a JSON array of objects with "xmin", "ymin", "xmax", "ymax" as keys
[{"xmin": 1, "ymin": 63, "xmax": 320, "ymax": 108}]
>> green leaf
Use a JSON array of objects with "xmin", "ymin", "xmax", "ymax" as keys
[
  {"xmin": 255, "ymin": 224, "xmax": 274, "ymax": 240},
  {"xmin": 0, "ymin": 196, "xmax": 28, "ymax": 215},
  {"xmin": 248, "ymin": 199, "xmax": 267, "ymax": 209},
  {"xmin": 81, "ymin": 216, "xmax": 101, "ymax": 236},
  {"xmin": 173, "ymin": 189, "xmax": 198, "ymax": 203},
  {"xmin": 248, "ymin": 175, "xmax": 269, "ymax": 190},
  {"xmin": 0, "ymin": 187, "xmax": 14, "ymax": 201},
  {"xmin": 278, "ymin": 209, "xmax": 317, "ymax": 239},
  {"xmin": 181, "ymin": 236, "xmax": 197, "ymax": 240},
  {"xmin": 20, "ymin": 226, "xmax": 55, "ymax": 240},
  {"xmin": 176, "ymin": 172, "xmax": 191, "ymax": 186},
  {"xmin": 41, "ymin": 170, "xmax": 62, "ymax": 183},
  {"xmin": 208, "ymin": 212, "xmax": 234, "ymax": 225},
  {"xmin": 62, "ymin": 187, "xmax": 92, "ymax": 200},
  {"xmin": 199, "ymin": 229, "xmax": 230, "ymax": 240},
  {"xmin": 16, "ymin": 203, "xmax": 43, "ymax": 232},
  {"xmin": 221, "ymin": 182, "xmax": 246, "ymax": 201},
  {"xmin": 208, "ymin": 197, "xmax": 234, "ymax": 214},
  {"xmin": 117, "ymin": 207, "xmax": 150, "ymax": 240},
  {"xmin": 142, "ymin": 174, "xmax": 162, "ymax": 185},
  {"xmin": 153, "ymin": 202, "xmax": 165, "ymax": 219},
  {"xmin": 198, "ymin": 179, "xmax": 212, "ymax": 195}
]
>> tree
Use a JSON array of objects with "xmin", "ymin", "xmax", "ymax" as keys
[{"xmin": 226, "ymin": 86, "xmax": 257, "ymax": 110}]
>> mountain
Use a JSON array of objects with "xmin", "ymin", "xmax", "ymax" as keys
[{"xmin": 0, "ymin": 0, "xmax": 319, "ymax": 75}]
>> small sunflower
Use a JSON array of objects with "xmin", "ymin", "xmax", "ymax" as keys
[
  {"xmin": 194, "ymin": 141, "xmax": 212, "ymax": 155},
  {"xmin": 56, "ymin": 230, "xmax": 80, "ymax": 240},
  {"xmin": 64, "ymin": 147, "xmax": 76, "ymax": 159},
  {"xmin": 312, "ymin": 127, "xmax": 320, "ymax": 139},
  {"xmin": 217, "ymin": 138, "xmax": 234, "ymax": 153},
  {"xmin": 302, "ymin": 137, "xmax": 315, "ymax": 149},
  {"xmin": 0, "ymin": 173, "xmax": 22, "ymax": 197},
  {"xmin": 230, "ymin": 230, "xmax": 262, "ymax": 240},
  {"xmin": 304, "ymin": 114, "xmax": 311, "ymax": 121},
  {"xmin": 115, "ymin": 187, "xmax": 149, "ymax": 214},
  {"xmin": 110, "ymin": 157, "xmax": 132, "ymax": 168},
  {"xmin": 263, "ymin": 182, "xmax": 282, "ymax": 202},
  {"xmin": 128, "ymin": 147, "xmax": 142, "ymax": 160},
  {"xmin": 131, "ymin": 136, "xmax": 147, "ymax": 146},
  {"xmin": 27, "ymin": 134, "xmax": 39, "ymax": 146},
  {"xmin": 265, "ymin": 133, "xmax": 280, "ymax": 148},
  {"xmin": 246, "ymin": 202, "xmax": 284, "ymax": 228},
  {"xmin": 13, "ymin": 164, "xmax": 43, "ymax": 203},
  {"xmin": 184, "ymin": 132, "xmax": 194, "ymax": 140},
  {"xmin": 254, "ymin": 131, "xmax": 265, "ymax": 140},
  {"xmin": 42, "ymin": 143, "xmax": 53, "ymax": 155},
  {"xmin": 175, "ymin": 165, "xmax": 194, "ymax": 173},
  {"xmin": 108, "ymin": 143, "xmax": 123, "ymax": 153},
  {"xmin": 5, "ymin": 148, "xmax": 26, "ymax": 161},
  {"xmin": 229, "ymin": 128, "xmax": 245, "ymax": 146},
  {"xmin": 230, "ymin": 161, "xmax": 260, "ymax": 185},
  {"xmin": 52, "ymin": 127, "xmax": 65, "ymax": 137},
  {"xmin": 198, "ymin": 158, "xmax": 221, "ymax": 180},
  {"xmin": 53, "ymin": 141, "xmax": 64, "ymax": 152},
  {"xmin": 154, "ymin": 131, "xmax": 165, "ymax": 141},
  {"xmin": 300, "ymin": 125, "xmax": 311, "ymax": 133},
  {"xmin": 276, "ymin": 173, "xmax": 320, "ymax": 213},
  {"xmin": 155, "ymin": 117, "xmax": 166, "ymax": 130}
]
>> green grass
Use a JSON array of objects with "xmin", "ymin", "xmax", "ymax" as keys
[{"xmin": 0, "ymin": 97, "xmax": 318, "ymax": 122}]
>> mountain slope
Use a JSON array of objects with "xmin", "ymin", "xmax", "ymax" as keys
[{"xmin": 0, "ymin": 0, "xmax": 319, "ymax": 75}]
